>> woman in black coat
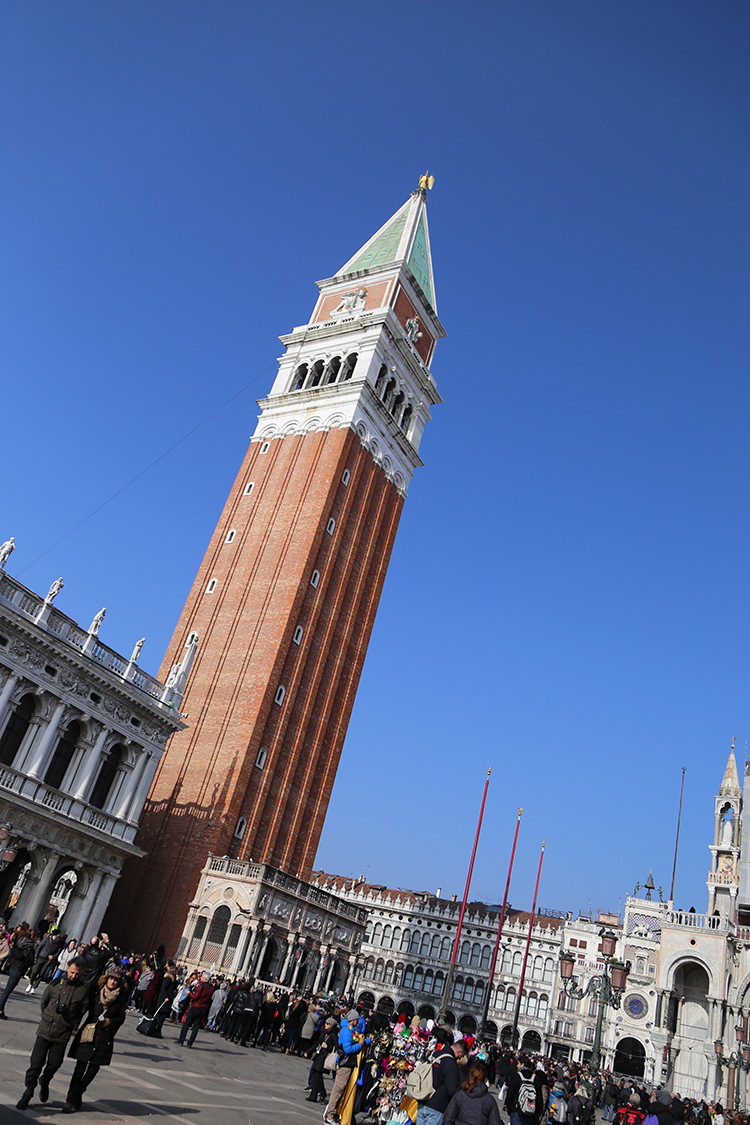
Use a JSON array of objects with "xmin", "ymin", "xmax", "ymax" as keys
[
  {"xmin": 445, "ymin": 1062, "xmax": 502, "ymax": 1125},
  {"xmin": 62, "ymin": 969, "xmax": 128, "ymax": 1113}
]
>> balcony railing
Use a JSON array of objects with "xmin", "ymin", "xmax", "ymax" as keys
[
  {"xmin": 0, "ymin": 762, "xmax": 135, "ymax": 844},
  {"xmin": 204, "ymin": 856, "xmax": 366, "ymax": 922},
  {"xmin": 665, "ymin": 909, "xmax": 730, "ymax": 933}
]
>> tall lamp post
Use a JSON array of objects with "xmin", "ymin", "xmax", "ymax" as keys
[
  {"xmin": 558, "ymin": 928, "xmax": 628, "ymax": 1074},
  {"xmin": 714, "ymin": 1018, "xmax": 750, "ymax": 1111}
]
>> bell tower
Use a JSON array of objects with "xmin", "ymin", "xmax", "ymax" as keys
[
  {"xmin": 708, "ymin": 742, "xmax": 742, "ymax": 917},
  {"xmin": 106, "ymin": 184, "xmax": 445, "ymax": 954}
]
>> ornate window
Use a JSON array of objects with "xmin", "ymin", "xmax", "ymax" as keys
[
  {"xmin": 420, "ymin": 933, "xmax": 430, "ymax": 957},
  {"xmin": 44, "ymin": 720, "xmax": 81, "ymax": 790},
  {"xmin": 453, "ymin": 976, "xmax": 464, "ymax": 1002},
  {"xmin": 474, "ymin": 981, "xmax": 484, "ymax": 1006},
  {"xmin": 527, "ymin": 992, "xmax": 538, "ymax": 1018},
  {"xmin": 0, "ymin": 693, "xmax": 36, "ymax": 767},
  {"xmin": 391, "ymin": 927, "xmax": 401, "ymax": 949},
  {"xmin": 413, "ymin": 966, "xmax": 423, "ymax": 991},
  {"xmin": 384, "ymin": 962, "xmax": 394, "ymax": 985},
  {"xmin": 424, "ymin": 969, "xmax": 434, "ymax": 993},
  {"xmin": 460, "ymin": 941, "xmax": 470, "ymax": 965},
  {"xmin": 532, "ymin": 955, "xmax": 543, "ymax": 979},
  {"xmin": 430, "ymin": 935, "xmax": 441, "ymax": 959},
  {"xmin": 409, "ymin": 932, "xmax": 420, "ymax": 955},
  {"xmin": 374, "ymin": 960, "xmax": 384, "ymax": 982},
  {"xmin": 505, "ymin": 988, "xmax": 516, "ymax": 1011},
  {"xmin": 440, "ymin": 936, "xmax": 451, "ymax": 961},
  {"xmin": 403, "ymin": 965, "xmax": 414, "ymax": 990},
  {"xmin": 543, "ymin": 958, "xmax": 554, "ymax": 983},
  {"xmin": 538, "ymin": 994, "xmax": 548, "ymax": 1020},
  {"xmin": 480, "ymin": 946, "xmax": 491, "ymax": 971},
  {"xmin": 88, "ymin": 743, "xmax": 123, "ymax": 810},
  {"xmin": 382, "ymin": 925, "xmax": 392, "ymax": 947},
  {"xmin": 512, "ymin": 950, "xmax": 522, "ymax": 975},
  {"xmin": 372, "ymin": 923, "xmax": 382, "ymax": 946},
  {"xmin": 400, "ymin": 930, "xmax": 411, "ymax": 952},
  {"xmin": 433, "ymin": 971, "xmax": 444, "ymax": 996},
  {"xmin": 470, "ymin": 943, "xmax": 481, "ymax": 967}
]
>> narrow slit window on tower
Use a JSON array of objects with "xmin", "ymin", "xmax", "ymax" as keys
[
  {"xmin": 326, "ymin": 518, "xmax": 336, "ymax": 535},
  {"xmin": 243, "ymin": 481, "xmax": 255, "ymax": 496},
  {"xmin": 342, "ymin": 469, "xmax": 350, "ymax": 486},
  {"xmin": 274, "ymin": 685, "xmax": 285, "ymax": 705},
  {"xmin": 293, "ymin": 625, "xmax": 303, "ymax": 645},
  {"xmin": 207, "ymin": 579, "xmax": 217, "ymax": 593},
  {"xmin": 259, "ymin": 442, "xmax": 270, "ymax": 454},
  {"xmin": 255, "ymin": 748, "xmax": 267, "ymax": 769},
  {"xmin": 234, "ymin": 816, "xmax": 247, "ymax": 839},
  {"xmin": 310, "ymin": 569, "xmax": 320, "ymax": 588},
  {"xmin": 225, "ymin": 529, "xmax": 236, "ymax": 544}
]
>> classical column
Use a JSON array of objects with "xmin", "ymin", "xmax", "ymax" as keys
[
  {"xmin": 253, "ymin": 931, "xmax": 271, "ymax": 979},
  {"xmin": 291, "ymin": 947, "xmax": 305, "ymax": 987},
  {"xmin": 71, "ymin": 727, "xmax": 108, "ymax": 800},
  {"xmin": 313, "ymin": 946, "xmax": 329, "ymax": 993},
  {"xmin": 24, "ymin": 701, "xmax": 66, "ymax": 780},
  {"xmin": 342, "ymin": 956, "xmax": 356, "ymax": 997},
  {"xmin": 661, "ymin": 990, "xmax": 672, "ymax": 1029},
  {"xmin": 84, "ymin": 872, "xmax": 118, "ymax": 938},
  {"xmin": 113, "ymin": 748, "xmax": 148, "ymax": 819},
  {"xmin": 103, "ymin": 765, "xmax": 129, "ymax": 816},
  {"xmin": 72, "ymin": 870, "xmax": 105, "ymax": 942},
  {"xmin": 237, "ymin": 922, "xmax": 258, "ymax": 976},
  {"xmin": 325, "ymin": 956, "xmax": 336, "ymax": 991},
  {"xmin": 124, "ymin": 752, "xmax": 157, "ymax": 823},
  {"xmin": 13, "ymin": 850, "xmax": 59, "ymax": 926},
  {"xmin": 0, "ymin": 674, "xmax": 19, "ymax": 731},
  {"xmin": 59, "ymin": 869, "xmax": 90, "ymax": 937},
  {"xmin": 280, "ymin": 935, "xmax": 296, "ymax": 984}
]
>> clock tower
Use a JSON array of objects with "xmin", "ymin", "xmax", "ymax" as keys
[{"xmin": 106, "ymin": 185, "xmax": 445, "ymax": 954}]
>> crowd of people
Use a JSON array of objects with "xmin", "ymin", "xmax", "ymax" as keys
[{"xmin": 0, "ymin": 917, "xmax": 742, "ymax": 1125}]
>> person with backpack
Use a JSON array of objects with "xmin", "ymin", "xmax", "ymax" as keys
[
  {"xmin": 323, "ymin": 1008, "xmax": 370, "ymax": 1125},
  {"xmin": 444, "ymin": 1060, "xmax": 501, "ymax": 1125},
  {"xmin": 602, "ymin": 1077, "xmax": 619, "ymax": 1121},
  {"xmin": 507, "ymin": 1054, "xmax": 540, "ymax": 1125},
  {"xmin": 413, "ymin": 1029, "xmax": 467, "ymax": 1124},
  {"xmin": 567, "ymin": 1082, "xmax": 595, "ymax": 1125},
  {"xmin": 549, "ymin": 1079, "xmax": 569, "ymax": 1125},
  {"xmin": 616, "ymin": 1093, "xmax": 645, "ymax": 1125},
  {"xmin": 647, "ymin": 1087, "xmax": 676, "ymax": 1125}
]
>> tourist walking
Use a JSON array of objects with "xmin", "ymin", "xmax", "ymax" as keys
[
  {"xmin": 444, "ymin": 1061, "xmax": 502, "ymax": 1125},
  {"xmin": 416, "ymin": 1029, "xmax": 467, "ymax": 1125},
  {"xmin": 0, "ymin": 924, "xmax": 36, "ymax": 1018},
  {"xmin": 54, "ymin": 940, "xmax": 79, "ymax": 982},
  {"xmin": 26, "ymin": 925, "xmax": 64, "ymax": 992},
  {"xmin": 62, "ymin": 967, "xmax": 128, "ymax": 1114},
  {"xmin": 324, "ymin": 1009, "xmax": 370, "ymax": 1125},
  {"xmin": 177, "ymin": 972, "xmax": 214, "ymax": 1048},
  {"xmin": 15, "ymin": 958, "xmax": 88, "ymax": 1111}
]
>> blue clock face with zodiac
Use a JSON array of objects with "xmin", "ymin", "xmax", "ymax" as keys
[{"xmin": 624, "ymin": 993, "xmax": 648, "ymax": 1020}]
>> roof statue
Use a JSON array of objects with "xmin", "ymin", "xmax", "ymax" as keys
[
  {"xmin": 44, "ymin": 577, "xmax": 64, "ymax": 606},
  {"xmin": 719, "ymin": 740, "xmax": 742, "ymax": 798},
  {"xmin": 0, "ymin": 538, "xmax": 15, "ymax": 569},
  {"xmin": 419, "ymin": 171, "xmax": 435, "ymax": 192}
]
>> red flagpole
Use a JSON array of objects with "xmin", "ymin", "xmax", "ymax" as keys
[
  {"xmin": 479, "ymin": 807, "xmax": 522, "ymax": 1035},
  {"xmin": 511, "ymin": 840, "xmax": 546, "ymax": 1047},
  {"xmin": 440, "ymin": 768, "xmax": 492, "ymax": 1020}
]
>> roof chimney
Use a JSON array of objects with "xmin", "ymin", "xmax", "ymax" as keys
[
  {"xmin": 451, "ymin": 893, "xmax": 457, "ymax": 903},
  {"xmin": 436, "ymin": 887, "xmax": 442, "ymax": 898}
]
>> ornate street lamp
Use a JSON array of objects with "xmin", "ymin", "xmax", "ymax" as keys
[
  {"xmin": 0, "ymin": 823, "xmax": 17, "ymax": 873},
  {"xmin": 715, "ymin": 1021, "xmax": 750, "ymax": 1112},
  {"xmin": 558, "ymin": 927, "xmax": 629, "ymax": 1074}
]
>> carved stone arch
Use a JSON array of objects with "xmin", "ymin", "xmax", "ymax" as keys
[
  {"xmin": 259, "ymin": 426, "xmax": 278, "ymax": 440},
  {"xmin": 665, "ymin": 952, "xmax": 715, "ymax": 992},
  {"xmin": 356, "ymin": 421, "xmax": 369, "ymax": 442},
  {"xmin": 382, "ymin": 456, "xmax": 393, "ymax": 475},
  {"xmin": 282, "ymin": 420, "xmax": 301, "ymax": 435},
  {"xmin": 369, "ymin": 438, "xmax": 381, "ymax": 463},
  {"xmin": 735, "ymin": 971, "xmax": 750, "ymax": 1008},
  {"xmin": 304, "ymin": 417, "xmax": 323, "ymax": 433},
  {"xmin": 394, "ymin": 472, "xmax": 405, "ymax": 491},
  {"xmin": 325, "ymin": 412, "xmax": 346, "ymax": 429}
]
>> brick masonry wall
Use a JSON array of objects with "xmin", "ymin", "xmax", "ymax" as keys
[{"xmin": 105, "ymin": 427, "xmax": 403, "ymax": 954}]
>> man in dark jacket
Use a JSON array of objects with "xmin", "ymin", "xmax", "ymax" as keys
[
  {"xmin": 16, "ymin": 959, "xmax": 88, "ymax": 1110},
  {"xmin": 152, "ymin": 962, "xmax": 177, "ymax": 1037},
  {"xmin": 27, "ymin": 926, "xmax": 64, "ymax": 992},
  {"xmin": 178, "ymin": 973, "xmax": 214, "ymax": 1047},
  {"xmin": 507, "ymin": 1054, "xmax": 539, "ymax": 1125},
  {"xmin": 417, "ymin": 1032, "xmax": 467, "ymax": 1125},
  {"xmin": 79, "ymin": 934, "xmax": 111, "ymax": 990}
]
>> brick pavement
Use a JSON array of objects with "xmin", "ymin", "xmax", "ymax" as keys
[{"xmin": 0, "ymin": 989, "xmax": 327, "ymax": 1124}]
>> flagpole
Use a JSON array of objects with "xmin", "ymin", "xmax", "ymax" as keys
[
  {"xmin": 439, "ymin": 768, "xmax": 492, "ymax": 1023},
  {"xmin": 669, "ymin": 767, "xmax": 686, "ymax": 903},
  {"xmin": 479, "ymin": 807, "xmax": 522, "ymax": 1037},
  {"xmin": 510, "ymin": 840, "xmax": 546, "ymax": 1049}
]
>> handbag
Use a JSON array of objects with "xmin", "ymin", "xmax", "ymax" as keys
[
  {"xmin": 80, "ymin": 1023, "xmax": 98, "ymax": 1044},
  {"xmin": 324, "ymin": 1048, "xmax": 338, "ymax": 1072}
]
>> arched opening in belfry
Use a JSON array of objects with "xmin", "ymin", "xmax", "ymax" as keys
[
  {"xmin": 44, "ymin": 720, "xmax": 81, "ymax": 790},
  {"xmin": 375, "ymin": 364, "xmax": 388, "ymax": 396},
  {"xmin": 309, "ymin": 360, "xmax": 325, "ymax": 388},
  {"xmin": 88, "ymin": 743, "xmax": 123, "ymax": 810},
  {"xmin": 719, "ymin": 803, "xmax": 735, "ymax": 847},
  {"xmin": 400, "ymin": 404, "xmax": 413, "ymax": 434},
  {"xmin": 340, "ymin": 352, "xmax": 358, "ymax": 381},
  {"xmin": 670, "ymin": 962, "xmax": 710, "ymax": 1097},
  {"xmin": 292, "ymin": 363, "xmax": 308, "ymax": 391},
  {"xmin": 324, "ymin": 356, "xmax": 341, "ymax": 384},
  {"xmin": 0, "ymin": 693, "xmax": 36, "ymax": 766},
  {"xmin": 382, "ymin": 378, "xmax": 397, "ymax": 409}
]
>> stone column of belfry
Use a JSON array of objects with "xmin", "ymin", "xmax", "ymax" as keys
[{"xmin": 105, "ymin": 183, "xmax": 445, "ymax": 955}]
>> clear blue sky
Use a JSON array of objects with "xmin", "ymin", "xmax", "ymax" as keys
[{"xmin": 2, "ymin": 2, "xmax": 750, "ymax": 918}]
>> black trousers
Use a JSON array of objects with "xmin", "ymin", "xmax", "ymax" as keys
[
  {"xmin": 25, "ymin": 1036, "xmax": 66, "ymax": 1091},
  {"xmin": 309, "ymin": 1071, "xmax": 326, "ymax": 1102},
  {"xmin": 66, "ymin": 1060, "xmax": 100, "ymax": 1107}
]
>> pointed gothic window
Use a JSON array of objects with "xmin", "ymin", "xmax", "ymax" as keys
[
  {"xmin": 0, "ymin": 692, "xmax": 36, "ymax": 767},
  {"xmin": 44, "ymin": 720, "xmax": 81, "ymax": 790}
]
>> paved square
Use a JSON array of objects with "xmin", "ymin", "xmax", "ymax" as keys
[{"xmin": 0, "ymin": 989, "xmax": 327, "ymax": 1123}]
